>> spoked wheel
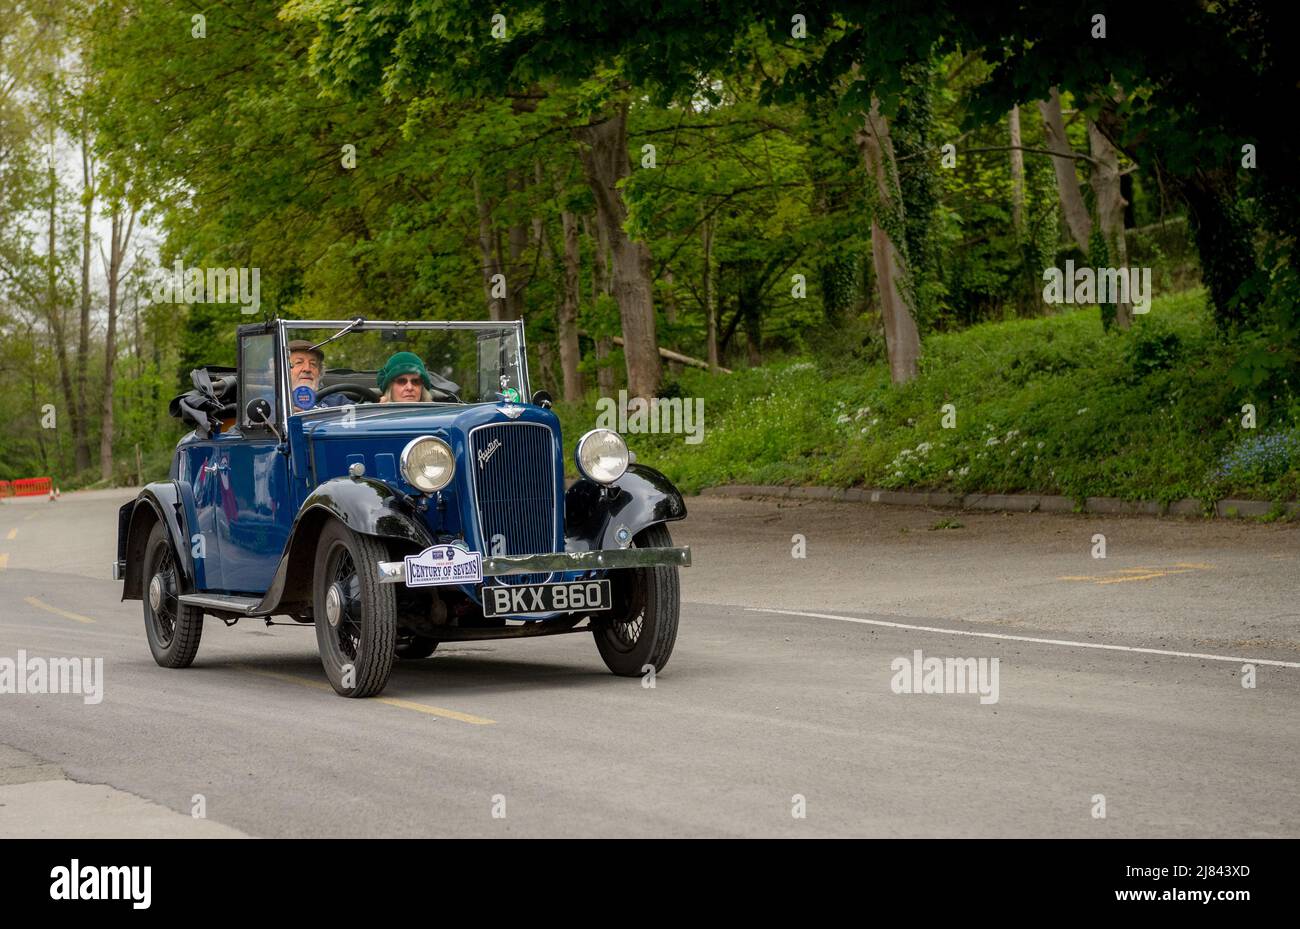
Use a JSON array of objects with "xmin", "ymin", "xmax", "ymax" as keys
[
  {"xmin": 313, "ymin": 521, "xmax": 396, "ymax": 697},
  {"xmin": 593, "ymin": 523, "xmax": 680, "ymax": 677},
  {"xmin": 142, "ymin": 522, "xmax": 204, "ymax": 668},
  {"xmin": 395, "ymin": 634, "xmax": 438, "ymax": 660}
]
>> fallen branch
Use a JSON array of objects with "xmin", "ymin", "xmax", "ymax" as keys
[
  {"xmin": 578, "ymin": 331, "xmax": 731, "ymax": 373},
  {"xmin": 613, "ymin": 337, "xmax": 731, "ymax": 373}
]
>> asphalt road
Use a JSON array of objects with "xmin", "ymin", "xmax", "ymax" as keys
[{"xmin": 1, "ymin": 488, "xmax": 1297, "ymax": 837}]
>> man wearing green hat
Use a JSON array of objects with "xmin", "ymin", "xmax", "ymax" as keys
[{"xmin": 377, "ymin": 351, "xmax": 435, "ymax": 403}]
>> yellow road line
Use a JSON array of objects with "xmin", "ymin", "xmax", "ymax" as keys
[
  {"xmin": 238, "ymin": 667, "xmax": 496, "ymax": 725},
  {"xmin": 5, "ymin": 528, "xmax": 16, "ymax": 540},
  {"xmin": 1058, "ymin": 563, "xmax": 1210, "ymax": 585},
  {"xmin": 1096, "ymin": 570, "xmax": 1194, "ymax": 585},
  {"xmin": 0, "ymin": 553, "xmax": 7, "ymax": 570},
  {"xmin": 23, "ymin": 596, "xmax": 96, "ymax": 624}
]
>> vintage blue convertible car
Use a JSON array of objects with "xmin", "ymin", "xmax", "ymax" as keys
[{"xmin": 114, "ymin": 318, "xmax": 691, "ymax": 697}]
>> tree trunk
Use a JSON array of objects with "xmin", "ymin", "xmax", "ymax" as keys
[
  {"xmin": 585, "ymin": 213, "xmax": 617, "ymax": 398},
  {"xmin": 74, "ymin": 130, "xmax": 94, "ymax": 471},
  {"xmin": 557, "ymin": 204, "xmax": 584, "ymax": 402},
  {"xmin": 506, "ymin": 167, "xmax": 528, "ymax": 321},
  {"xmin": 26, "ymin": 322, "xmax": 49, "ymax": 471},
  {"xmin": 702, "ymin": 214, "xmax": 718, "ymax": 372},
  {"xmin": 1008, "ymin": 105, "xmax": 1025, "ymax": 233},
  {"xmin": 100, "ymin": 204, "xmax": 136, "ymax": 482},
  {"xmin": 743, "ymin": 306, "xmax": 762, "ymax": 367},
  {"xmin": 536, "ymin": 340, "xmax": 557, "ymax": 396},
  {"xmin": 1178, "ymin": 169, "xmax": 1256, "ymax": 329},
  {"xmin": 1088, "ymin": 120, "xmax": 1132, "ymax": 328},
  {"xmin": 474, "ymin": 173, "xmax": 505, "ymax": 320},
  {"xmin": 662, "ymin": 267, "xmax": 683, "ymax": 376},
  {"xmin": 132, "ymin": 282, "xmax": 143, "ymax": 379},
  {"xmin": 574, "ymin": 102, "xmax": 661, "ymax": 401},
  {"xmin": 1038, "ymin": 87, "xmax": 1092, "ymax": 253},
  {"xmin": 45, "ymin": 151, "xmax": 77, "ymax": 466},
  {"xmin": 855, "ymin": 97, "xmax": 920, "ymax": 385}
]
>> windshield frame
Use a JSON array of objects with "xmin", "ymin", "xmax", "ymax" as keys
[{"xmin": 276, "ymin": 318, "xmax": 530, "ymax": 418}]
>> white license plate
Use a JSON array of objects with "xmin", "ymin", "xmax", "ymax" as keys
[{"xmin": 481, "ymin": 580, "xmax": 613, "ymax": 617}]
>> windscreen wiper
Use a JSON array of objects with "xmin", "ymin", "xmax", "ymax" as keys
[{"xmin": 308, "ymin": 316, "xmax": 366, "ymax": 353}]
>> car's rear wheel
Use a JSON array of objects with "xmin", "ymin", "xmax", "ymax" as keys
[
  {"xmin": 593, "ymin": 523, "xmax": 680, "ymax": 677},
  {"xmin": 313, "ymin": 521, "xmax": 396, "ymax": 697},
  {"xmin": 395, "ymin": 634, "xmax": 438, "ymax": 660},
  {"xmin": 142, "ymin": 522, "xmax": 204, "ymax": 668}
]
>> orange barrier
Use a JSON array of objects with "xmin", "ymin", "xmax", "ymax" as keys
[
  {"xmin": 12, "ymin": 477, "xmax": 52, "ymax": 497},
  {"xmin": 0, "ymin": 481, "xmax": 10, "ymax": 497}
]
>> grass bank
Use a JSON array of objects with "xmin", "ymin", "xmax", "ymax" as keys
[{"xmin": 555, "ymin": 288, "xmax": 1300, "ymax": 509}]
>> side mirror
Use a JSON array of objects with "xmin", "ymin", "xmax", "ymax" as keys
[
  {"xmin": 531, "ymin": 390, "xmax": 553, "ymax": 409},
  {"xmin": 246, "ymin": 398, "xmax": 272, "ymax": 425},
  {"xmin": 246, "ymin": 397, "xmax": 283, "ymax": 441}
]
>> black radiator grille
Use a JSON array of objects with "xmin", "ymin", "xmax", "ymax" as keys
[{"xmin": 469, "ymin": 422, "xmax": 557, "ymax": 585}]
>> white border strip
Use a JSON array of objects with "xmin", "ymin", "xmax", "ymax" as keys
[{"xmin": 746, "ymin": 607, "xmax": 1300, "ymax": 669}]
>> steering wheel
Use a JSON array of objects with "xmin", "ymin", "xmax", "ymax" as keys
[{"xmin": 315, "ymin": 382, "xmax": 381, "ymax": 403}]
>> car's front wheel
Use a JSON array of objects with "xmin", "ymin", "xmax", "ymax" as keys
[
  {"xmin": 313, "ymin": 521, "xmax": 397, "ymax": 697},
  {"xmin": 142, "ymin": 522, "xmax": 204, "ymax": 668},
  {"xmin": 593, "ymin": 524, "xmax": 680, "ymax": 677}
]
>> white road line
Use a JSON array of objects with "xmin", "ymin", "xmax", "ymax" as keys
[{"xmin": 747, "ymin": 607, "xmax": 1300, "ymax": 669}]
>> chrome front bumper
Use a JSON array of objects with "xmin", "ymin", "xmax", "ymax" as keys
[{"xmin": 377, "ymin": 546, "xmax": 691, "ymax": 585}]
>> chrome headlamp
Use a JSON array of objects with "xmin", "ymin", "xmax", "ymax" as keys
[
  {"xmin": 400, "ymin": 436, "xmax": 455, "ymax": 493},
  {"xmin": 575, "ymin": 429, "xmax": 629, "ymax": 484}
]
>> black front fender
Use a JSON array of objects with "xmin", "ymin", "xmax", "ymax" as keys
[
  {"xmin": 564, "ymin": 463, "xmax": 687, "ymax": 552},
  {"xmin": 256, "ymin": 476, "xmax": 435, "ymax": 615},
  {"xmin": 119, "ymin": 482, "xmax": 195, "ymax": 600}
]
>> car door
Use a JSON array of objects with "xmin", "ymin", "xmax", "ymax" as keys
[
  {"xmin": 178, "ymin": 431, "xmax": 225, "ymax": 591},
  {"xmin": 209, "ymin": 330, "xmax": 293, "ymax": 594}
]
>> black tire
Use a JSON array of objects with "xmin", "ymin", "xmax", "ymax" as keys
[
  {"xmin": 395, "ymin": 634, "xmax": 438, "ymax": 660},
  {"xmin": 594, "ymin": 523, "xmax": 680, "ymax": 677},
  {"xmin": 312, "ymin": 521, "xmax": 397, "ymax": 697},
  {"xmin": 142, "ymin": 521, "xmax": 204, "ymax": 669}
]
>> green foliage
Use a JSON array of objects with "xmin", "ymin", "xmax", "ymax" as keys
[
  {"xmin": 1125, "ymin": 318, "xmax": 1183, "ymax": 377},
  {"xmin": 1208, "ymin": 429, "xmax": 1300, "ymax": 500},
  {"xmin": 556, "ymin": 289, "xmax": 1299, "ymax": 504},
  {"xmin": 5, "ymin": 0, "xmax": 1291, "ymax": 494}
]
